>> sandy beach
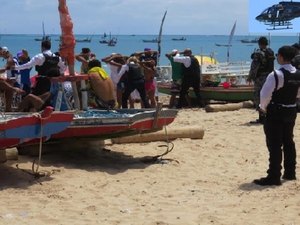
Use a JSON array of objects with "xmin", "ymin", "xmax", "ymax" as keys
[{"xmin": 0, "ymin": 98, "xmax": 299, "ymax": 225}]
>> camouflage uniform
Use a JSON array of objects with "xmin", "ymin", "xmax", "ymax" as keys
[{"xmin": 248, "ymin": 48, "xmax": 275, "ymax": 109}]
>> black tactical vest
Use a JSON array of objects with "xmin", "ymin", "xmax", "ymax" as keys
[
  {"xmin": 128, "ymin": 63, "xmax": 144, "ymax": 81},
  {"xmin": 182, "ymin": 56, "xmax": 200, "ymax": 79},
  {"xmin": 35, "ymin": 53, "xmax": 60, "ymax": 77},
  {"xmin": 272, "ymin": 68, "xmax": 300, "ymax": 105}
]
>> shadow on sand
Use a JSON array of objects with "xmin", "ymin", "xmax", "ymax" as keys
[{"xmin": 0, "ymin": 141, "xmax": 173, "ymax": 190}]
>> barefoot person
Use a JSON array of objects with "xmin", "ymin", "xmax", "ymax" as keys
[
  {"xmin": 140, "ymin": 60, "xmax": 157, "ymax": 107},
  {"xmin": 87, "ymin": 59, "xmax": 116, "ymax": 109},
  {"xmin": 18, "ymin": 92, "xmax": 51, "ymax": 112},
  {"xmin": 0, "ymin": 47, "xmax": 25, "ymax": 111}
]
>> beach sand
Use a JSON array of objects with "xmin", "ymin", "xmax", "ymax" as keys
[{"xmin": 0, "ymin": 98, "xmax": 299, "ymax": 225}]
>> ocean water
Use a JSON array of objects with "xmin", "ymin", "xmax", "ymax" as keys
[{"xmin": 0, "ymin": 34, "xmax": 299, "ymax": 74}]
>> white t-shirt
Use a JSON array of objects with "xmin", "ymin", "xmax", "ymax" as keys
[{"xmin": 109, "ymin": 63, "xmax": 121, "ymax": 85}]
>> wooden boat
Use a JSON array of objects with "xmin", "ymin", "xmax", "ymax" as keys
[
  {"xmin": 34, "ymin": 35, "xmax": 51, "ymax": 42},
  {"xmin": 99, "ymin": 32, "xmax": 117, "ymax": 46},
  {"xmin": 107, "ymin": 37, "xmax": 117, "ymax": 46},
  {"xmin": 142, "ymin": 38, "xmax": 158, "ymax": 43},
  {"xmin": 157, "ymin": 81, "xmax": 254, "ymax": 102},
  {"xmin": 240, "ymin": 38, "xmax": 258, "ymax": 43},
  {"xmin": 34, "ymin": 22, "xmax": 51, "ymax": 41},
  {"xmin": 17, "ymin": 75, "xmax": 178, "ymax": 144},
  {"xmin": 50, "ymin": 108, "xmax": 178, "ymax": 140},
  {"xmin": 215, "ymin": 43, "xmax": 232, "ymax": 47},
  {"xmin": 0, "ymin": 107, "xmax": 74, "ymax": 150},
  {"xmin": 76, "ymin": 37, "xmax": 92, "ymax": 43},
  {"xmin": 215, "ymin": 21, "xmax": 236, "ymax": 62},
  {"xmin": 171, "ymin": 37, "xmax": 186, "ymax": 41}
]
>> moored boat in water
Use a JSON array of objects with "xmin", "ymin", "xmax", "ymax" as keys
[
  {"xmin": 171, "ymin": 37, "xmax": 186, "ymax": 41},
  {"xmin": 142, "ymin": 38, "xmax": 158, "ymax": 43}
]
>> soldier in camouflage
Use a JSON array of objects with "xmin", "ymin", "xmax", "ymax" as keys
[{"xmin": 248, "ymin": 36, "xmax": 275, "ymax": 124}]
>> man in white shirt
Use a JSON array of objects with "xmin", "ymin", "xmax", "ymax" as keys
[
  {"xmin": 13, "ymin": 40, "xmax": 66, "ymax": 96},
  {"xmin": 173, "ymin": 48, "xmax": 202, "ymax": 108},
  {"xmin": 254, "ymin": 45, "xmax": 299, "ymax": 186}
]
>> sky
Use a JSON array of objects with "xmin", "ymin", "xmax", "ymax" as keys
[
  {"xmin": 0, "ymin": 0, "xmax": 250, "ymax": 35},
  {"xmin": 0, "ymin": 0, "xmax": 298, "ymax": 36}
]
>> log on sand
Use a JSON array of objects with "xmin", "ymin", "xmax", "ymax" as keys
[
  {"xmin": 0, "ymin": 150, "xmax": 7, "ymax": 163},
  {"xmin": 0, "ymin": 148, "xmax": 18, "ymax": 163},
  {"xmin": 205, "ymin": 100, "xmax": 254, "ymax": 113},
  {"xmin": 111, "ymin": 127, "xmax": 204, "ymax": 144}
]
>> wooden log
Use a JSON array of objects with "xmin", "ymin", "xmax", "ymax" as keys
[
  {"xmin": 0, "ymin": 150, "xmax": 7, "ymax": 163},
  {"xmin": 205, "ymin": 100, "xmax": 254, "ymax": 112},
  {"xmin": 5, "ymin": 148, "xmax": 18, "ymax": 160},
  {"xmin": 111, "ymin": 127, "xmax": 204, "ymax": 144}
]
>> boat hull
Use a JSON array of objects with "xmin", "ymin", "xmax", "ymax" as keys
[
  {"xmin": 51, "ymin": 109, "xmax": 178, "ymax": 140},
  {"xmin": 157, "ymin": 82, "xmax": 254, "ymax": 102},
  {"xmin": 0, "ymin": 109, "xmax": 74, "ymax": 150},
  {"xmin": 16, "ymin": 109, "xmax": 178, "ymax": 147}
]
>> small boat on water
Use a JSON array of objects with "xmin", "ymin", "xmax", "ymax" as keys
[
  {"xmin": 215, "ymin": 21, "xmax": 236, "ymax": 51},
  {"xmin": 76, "ymin": 37, "xmax": 92, "ymax": 43},
  {"xmin": 0, "ymin": 107, "xmax": 74, "ymax": 150},
  {"xmin": 107, "ymin": 37, "xmax": 117, "ymax": 46},
  {"xmin": 142, "ymin": 38, "xmax": 158, "ymax": 43},
  {"xmin": 34, "ymin": 22, "xmax": 51, "ymax": 41},
  {"xmin": 34, "ymin": 36, "xmax": 51, "ymax": 42},
  {"xmin": 171, "ymin": 37, "xmax": 186, "ymax": 41},
  {"xmin": 240, "ymin": 37, "xmax": 258, "ymax": 43},
  {"xmin": 99, "ymin": 32, "xmax": 117, "ymax": 46},
  {"xmin": 215, "ymin": 43, "xmax": 232, "ymax": 47}
]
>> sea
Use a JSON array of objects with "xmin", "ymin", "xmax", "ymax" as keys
[{"xmin": 0, "ymin": 34, "xmax": 299, "ymax": 74}]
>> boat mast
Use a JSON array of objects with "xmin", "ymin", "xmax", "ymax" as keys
[
  {"xmin": 157, "ymin": 10, "xmax": 167, "ymax": 66},
  {"xmin": 227, "ymin": 20, "xmax": 236, "ymax": 63}
]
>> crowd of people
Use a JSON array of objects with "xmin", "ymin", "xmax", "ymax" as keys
[
  {"xmin": 0, "ymin": 37, "xmax": 300, "ymax": 186},
  {"xmin": 0, "ymin": 40, "xmax": 204, "ymax": 112}
]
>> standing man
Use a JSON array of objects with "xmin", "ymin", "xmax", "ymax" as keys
[
  {"xmin": 253, "ymin": 46, "xmax": 299, "ymax": 186},
  {"xmin": 16, "ymin": 49, "xmax": 32, "ymax": 95},
  {"xmin": 165, "ymin": 49, "xmax": 183, "ymax": 84},
  {"xmin": 13, "ymin": 40, "xmax": 66, "ymax": 96},
  {"xmin": 173, "ymin": 48, "xmax": 202, "ymax": 108},
  {"xmin": 165, "ymin": 49, "xmax": 183, "ymax": 107},
  {"xmin": 118, "ymin": 56, "xmax": 150, "ymax": 109},
  {"xmin": 248, "ymin": 36, "xmax": 275, "ymax": 124}
]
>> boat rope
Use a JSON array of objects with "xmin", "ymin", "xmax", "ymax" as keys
[
  {"xmin": 16, "ymin": 112, "xmax": 57, "ymax": 179},
  {"xmin": 140, "ymin": 123, "xmax": 179, "ymax": 164}
]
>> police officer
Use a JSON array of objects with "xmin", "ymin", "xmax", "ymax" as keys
[
  {"xmin": 248, "ymin": 36, "xmax": 275, "ymax": 124},
  {"xmin": 13, "ymin": 40, "xmax": 66, "ymax": 96},
  {"xmin": 253, "ymin": 46, "xmax": 299, "ymax": 186},
  {"xmin": 173, "ymin": 48, "xmax": 202, "ymax": 108},
  {"xmin": 118, "ymin": 56, "xmax": 150, "ymax": 109}
]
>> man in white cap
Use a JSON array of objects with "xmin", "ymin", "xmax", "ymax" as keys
[
  {"xmin": 173, "ymin": 48, "xmax": 202, "ymax": 108},
  {"xmin": 165, "ymin": 49, "xmax": 183, "ymax": 83}
]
